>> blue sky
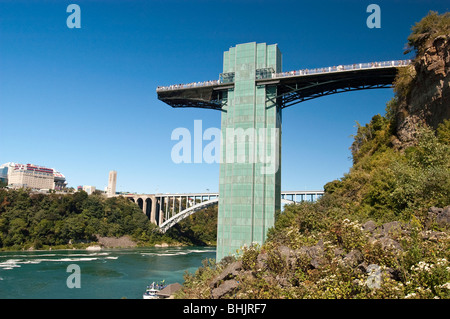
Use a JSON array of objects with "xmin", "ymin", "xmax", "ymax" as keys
[{"xmin": 1, "ymin": 0, "xmax": 449, "ymax": 194}]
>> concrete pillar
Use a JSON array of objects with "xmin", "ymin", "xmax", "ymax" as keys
[
  {"xmin": 159, "ymin": 197, "xmax": 165, "ymax": 225},
  {"xmin": 142, "ymin": 197, "xmax": 147, "ymax": 215},
  {"xmin": 172, "ymin": 196, "xmax": 175, "ymax": 216},
  {"xmin": 151, "ymin": 195, "xmax": 156, "ymax": 224}
]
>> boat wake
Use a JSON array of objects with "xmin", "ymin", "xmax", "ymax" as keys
[
  {"xmin": 141, "ymin": 248, "xmax": 215, "ymax": 257},
  {"xmin": 0, "ymin": 252, "xmax": 118, "ymax": 270}
]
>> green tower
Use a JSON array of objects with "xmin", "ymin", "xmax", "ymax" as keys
[
  {"xmin": 157, "ymin": 43, "xmax": 406, "ymax": 261},
  {"xmin": 217, "ymin": 42, "xmax": 282, "ymax": 260}
]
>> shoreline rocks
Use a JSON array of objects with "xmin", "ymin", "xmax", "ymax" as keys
[
  {"xmin": 95, "ymin": 235, "xmax": 137, "ymax": 248},
  {"xmin": 86, "ymin": 245, "xmax": 102, "ymax": 251}
]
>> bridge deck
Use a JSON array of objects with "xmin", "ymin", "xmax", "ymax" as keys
[
  {"xmin": 124, "ymin": 191, "xmax": 324, "ymax": 231},
  {"xmin": 156, "ymin": 60, "xmax": 411, "ymax": 110}
]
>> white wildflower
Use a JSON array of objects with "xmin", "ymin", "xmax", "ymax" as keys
[
  {"xmin": 440, "ymin": 282, "xmax": 450, "ymax": 290},
  {"xmin": 405, "ymin": 292, "xmax": 416, "ymax": 299}
]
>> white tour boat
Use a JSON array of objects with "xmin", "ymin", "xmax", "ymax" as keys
[{"xmin": 142, "ymin": 281, "xmax": 166, "ymax": 299}]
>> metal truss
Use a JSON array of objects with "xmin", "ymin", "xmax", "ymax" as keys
[
  {"xmin": 158, "ymin": 198, "xmax": 218, "ymax": 233},
  {"xmin": 275, "ymin": 81, "xmax": 394, "ymax": 109},
  {"xmin": 158, "ymin": 97, "xmax": 226, "ymax": 111}
]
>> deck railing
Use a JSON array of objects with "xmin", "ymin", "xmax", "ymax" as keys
[{"xmin": 156, "ymin": 60, "xmax": 412, "ymax": 92}]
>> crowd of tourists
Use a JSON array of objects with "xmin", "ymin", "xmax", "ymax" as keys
[{"xmin": 156, "ymin": 60, "xmax": 411, "ymax": 91}]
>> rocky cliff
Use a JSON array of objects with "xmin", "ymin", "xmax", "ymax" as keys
[{"xmin": 393, "ymin": 15, "xmax": 450, "ymax": 148}]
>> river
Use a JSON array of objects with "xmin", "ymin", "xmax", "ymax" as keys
[{"xmin": 0, "ymin": 246, "xmax": 215, "ymax": 299}]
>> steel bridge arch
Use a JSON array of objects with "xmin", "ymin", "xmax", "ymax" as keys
[{"xmin": 158, "ymin": 198, "xmax": 300, "ymax": 233}]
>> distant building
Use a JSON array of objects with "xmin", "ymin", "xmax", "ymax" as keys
[
  {"xmin": 0, "ymin": 166, "xmax": 8, "ymax": 184},
  {"xmin": 53, "ymin": 170, "xmax": 68, "ymax": 190},
  {"xmin": 82, "ymin": 185, "xmax": 96, "ymax": 195},
  {"xmin": 0, "ymin": 162, "xmax": 67, "ymax": 190},
  {"xmin": 106, "ymin": 170, "xmax": 117, "ymax": 197},
  {"xmin": 8, "ymin": 163, "xmax": 54, "ymax": 190}
]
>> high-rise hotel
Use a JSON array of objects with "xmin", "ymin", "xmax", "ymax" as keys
[{"xmin": 0, "ymin": 162, "xmax": 67, "ymax": 190}]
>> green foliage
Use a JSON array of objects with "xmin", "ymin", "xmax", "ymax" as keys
[
  {"xmin": 166, "ymin": 204, "xmax": 217, "ymax": 246},
  {"xmin": 178, "ymin": 117, "xmax": 450, "ymax": 298},
  {"xmin": 0, "ymin": 190, "xmax": 159, "ymax": 250},
  {"xmin": 328, "ymin": 219, "xmax": 367, "ymax": 253},
  {"xmin": 240, "ymin": 243, "xmax": 261, "ymax": 271},
  {"xmin": 389, "ymin": 127, "xmax": 450, "ymax": 216},
  {"xmin": 351, "ymin": 114, "xmax": 392, "ymax": 165},
  {"xmin": 393, "ymin": 65, "xmax": 417, "ymax": 100},
  {"xmin": 437, "ymin": 119, "xmax": 450, "ymax": 145},
  {"xmin": 329, "ymin": 111, "xmax": 449, "ymax": 223},
  {"xmin": 405, "ymin": 11, "xmax": 450, "ymax": 55},
  {"xmin": 179, "ymin": 257, "xmax": 224, "ymax": 299}
]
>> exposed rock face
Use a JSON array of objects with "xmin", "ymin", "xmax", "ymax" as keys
[
  {"xmin": 96, "ymin": 235, "xmax": 137, "ymax": 248},
  {"xmin": 209, "ymin": 260, "xmax": 242, "ymax": 299},
  {"xmin": 394, "ymin": 35, "xmax": 450, "ymax": 148},
  {"xmin": 425, "ymin": 206, "xmax": 450, "ymax": 229}
]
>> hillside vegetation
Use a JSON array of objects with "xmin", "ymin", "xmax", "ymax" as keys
[
  {"xmin": 178, "ymin": 12, "xmax": 450, "ymax": 299},
  {"xmin": 0, "ymin": 189, "xmax": 217, "ymax": 250}
]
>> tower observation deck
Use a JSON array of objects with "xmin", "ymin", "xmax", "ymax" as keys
[
  {"xmin": 156, "ymin": 42, "xmax": 410, "ymax": 261},
  {"xmin": 157, "ymin": 59, "xmax": 411, "ymax": 110}
]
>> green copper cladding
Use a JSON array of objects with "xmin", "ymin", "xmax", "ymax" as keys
[{"xmin": 217, "ymin": 42, "xmax": 282, "ymax": 261}]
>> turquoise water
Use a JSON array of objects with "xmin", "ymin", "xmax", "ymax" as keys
[{"xmin": 0, "ymin": 246, "xmax": 215, "ymax": 299}]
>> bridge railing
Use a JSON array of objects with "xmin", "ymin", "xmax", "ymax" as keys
[
  {"xmin": 156, "ymin": 79, "xmax": 220, "ymax": 92},
  {"xmin": 156, "ymin": 60, "xmax": 412, "ymax": 93},
  {"xmin": 273, "ymin": 59, "xmax": 412, "ymax": 79}
]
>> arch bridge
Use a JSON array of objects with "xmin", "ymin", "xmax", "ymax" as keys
[{"xmin": 123, "ymin": 190, "xmax": 324, "ymax": 233}]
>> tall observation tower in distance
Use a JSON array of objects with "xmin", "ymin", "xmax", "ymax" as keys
[{"xmin": 107, "ymin": 170, "xmax": 117, "ymax": 197}]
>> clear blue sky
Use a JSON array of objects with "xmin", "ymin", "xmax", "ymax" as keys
[{"xmin": 1, "ymin": 0, "xmax": 448, "ymax": 194}]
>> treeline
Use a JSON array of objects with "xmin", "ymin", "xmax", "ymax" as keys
[{"xmin": 0, "ymin": 189, "xmax": 217, "ymax": 250}]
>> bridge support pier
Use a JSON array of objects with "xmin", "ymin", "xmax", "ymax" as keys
[{"xmin": 151, "ymin": 197, "xmax": 156, "ymax": 224}]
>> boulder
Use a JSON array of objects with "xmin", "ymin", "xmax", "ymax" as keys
[
  {"xmin": 376, "ymin": 237, "xmax": 403, "ymax": 252},
  {"xmin": 372, "ymin": 221, "xmax": 403, "ymax": 239},
  {"xmin": 211, "ymin": 280, "xmax": 239, "ymax": 299},
  {"xmin": 256, "ymin": 252, "xmax": 268, "ymax": 271},
  {"xmin": 343, "ymin": 249, "xmax": 363, "ymax": 268},
  {"xmin": 421, "ymin": 230, "xmax": 448, "ymax": 242},
  {"xmin": 362, "ymin": 220, "xmax": 377, "ymax": 233},
  {"xmin": 333, "ymin": 247, "xmax": 345, "ymax": 258},
  {"xmin": 210, "ymin": 260, "xmax": 242, "ymax": 289},
  {"xmin": 380, "ymin": 221, "xmax": 402, "ymax": 236},
  {"xmin": 357, "ymin": 261, "xmax": 369, "ymax": 273},
  {"xmin": 426, "ymin": 206, "xmax": 450, "ymax": 229},
  {"xmin": 436, "ymin": 206, "xmax": 450, "ymax": 228},
  {"xmin": 297, "ymin": 239, "xmax": 326, "ymax": 269},
  {"xmin": 278, "ymin": 246, "xmax": 293, "ymax": 260}
]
